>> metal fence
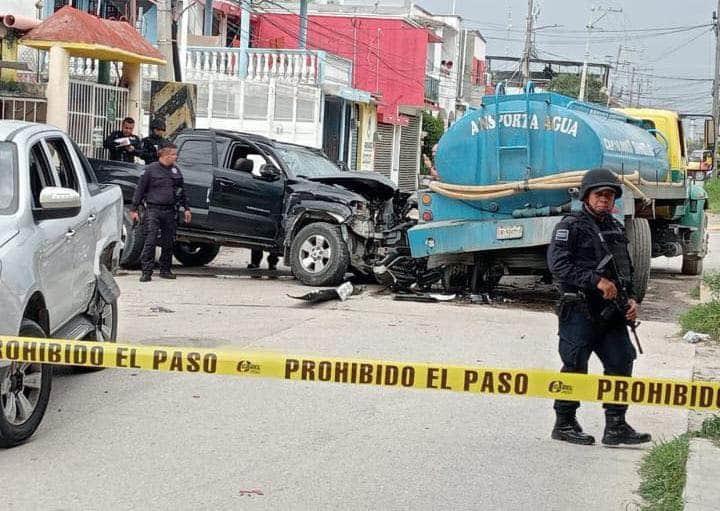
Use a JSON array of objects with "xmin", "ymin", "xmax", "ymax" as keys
[
  {"xmin": 0, "ymin": 96, "xmax": 47, "ymax": 123},
  {"xmin": 68, "ymin": 80, "xmax": 129, "ymax": 159}
]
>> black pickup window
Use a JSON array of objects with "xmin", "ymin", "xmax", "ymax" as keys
[{"xmin": 177, "ymin": 139, "xmax": 213, "ymax": 166}]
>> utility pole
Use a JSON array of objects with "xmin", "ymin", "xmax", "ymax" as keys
[
  {"xmin": 712, "ymin": 2, "xmax": 720, "ymax": 146},
  {"xmin": 157, "ymin": 0, "xmax": 175, "ymax": 81},
  {"xmin": 204, "ymin": 0, "xmax": 214, "ymax": 36},
  {"xmin": 628, "ymin": 66, "xmax": 636, "ymax": 107},
  {"xmin": 606, "ymin": 45, "xmax": 622, "ymax": 107},
  {"xmin": 520, "ymin": 0, "xmax": 534, "ymax": 84},
  {"xmin": 579, "ymin": 5, "xmax": 622, "ymax": 102},
  {"xmin": 299, "ymin": 0, "xmax": 308, "ymax": 49},
  {"xmin": 238, "ymin": 0, "xmax": 251, "ymax": 78}
]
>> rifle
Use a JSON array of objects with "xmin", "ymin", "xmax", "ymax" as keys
[{"xmin": 596, "ymin": 253, "xmax": 644, "ymax": 354}]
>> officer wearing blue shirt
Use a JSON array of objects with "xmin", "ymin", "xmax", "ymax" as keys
[{"xmin": 130, "ymin": 144, "xmax": 191, "ymax": 282}]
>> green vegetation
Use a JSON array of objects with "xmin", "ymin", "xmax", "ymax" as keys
[
  {"xmin": 546, "ymin": 73, "xmax": 608, "ymax": 105},
  {"xmin": 679, "ymin": 272, "xmax": 720, "ymax": 340},
  {"xmin": 679, "ymin": 301, "xmax": 720, "ymax": 340},
  {"xmin": 707, "ymin": 178, "xmax": 720, "ymax": 213},
  {"xmin": 689, "ymin": 286, "xmax": 700, "ymax": 300},
  {"xmin": 705, "ymin": 272, "xmax": 720, "ymax": 299},
  {"xmin": 421, "ymin": 111, "xmax": 444, "ymax": 175},
  {"xmin": 639, "ymin": 415, "xmax": 720, "ymax": 510},
  {"xmin": 0, "ymin": 80, "xmax": 23, "ymax": 94},
  {"xmin": 638, "ymin": 434, "xmax": 689, "ymax": 511},
  {"xmin": 696, "ymin": 414, "xmax": 720, "ymax": 443}
]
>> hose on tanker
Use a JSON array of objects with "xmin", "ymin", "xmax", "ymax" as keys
[{"xmin": 427, "ymin": 170, "xmax": 682, "ymax": 202}]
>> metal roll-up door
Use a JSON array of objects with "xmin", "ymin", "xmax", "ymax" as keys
[
  {"xmin": 373, "ymin": 122, "xmax": 394, "ymax": 180},
  {"xmin": 350, "ymin": 115, "xmax": 359, "ymax": 171},
  {"xmin": 398, "ymin": 114, "xmax": 420, "ymax": 191}
]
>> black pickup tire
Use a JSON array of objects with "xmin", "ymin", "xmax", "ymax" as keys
[
  {"xmin": 173, "ymin": 242, "xmax": 221, "ymax": 267},
  {"xmin": 626, "ymin": 218, "xmax": 652, "ymax": 303},
  {"xmin": 290, "ymin": 222, "xmax": 350, "ymax": 286},
  {"xmin": 120, "ymin": 206, "xmax": 145, "ymax": 269},
  {"xmin": 0, "ymin": 319, "xmax": 52, "ymax": 448}
]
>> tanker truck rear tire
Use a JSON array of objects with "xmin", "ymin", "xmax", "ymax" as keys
[
  {"xmin": 625, "ymin": 218, "xmax": 651, "ymax": 303},
  {"xmin": 681, "ymin": 256, "xmax": 703, "ymax": 276}
]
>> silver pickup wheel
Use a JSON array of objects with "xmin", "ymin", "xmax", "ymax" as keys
[
  {"xmin": 0, "ymin": 319, "xmax": 52, "ymax": 448},
  {"xmin": 76, "ymin": 289, "xmax": 118, "ymax": 373}
]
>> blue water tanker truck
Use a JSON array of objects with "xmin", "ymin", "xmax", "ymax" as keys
[{"xmin": 404, "ymin": 84, "xmax": 708, "ymax": 301}]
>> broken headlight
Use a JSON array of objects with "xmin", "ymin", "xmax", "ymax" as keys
[{"xmin": 349, "ymin": 200, "xmax": 375, "ymax": 238}]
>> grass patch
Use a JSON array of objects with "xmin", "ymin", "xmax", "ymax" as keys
[
  {"xmin": 679, "ymin": 301, "xmax": 720, "ymax": 340},
  {"xmin": 704, "ymin": 272, "xmax": 720, "ymax": 299},
  {"xmin": 696, "ymin": 414, "xmax": 720, "ymax": 443},
  {"xmin": 689, "ymin": 286, "xmax": 700, "ymax": 300},
  {"xmin": 638, "ymin": 415, "xmax": 720, "ymax": 510},
  {"xmin": 707, "ymin": 178, "xmax": 720, "ymax": 213},
  {"xmin": 639, "ymin": 434, "xmax": 689, "ymax": 510}
]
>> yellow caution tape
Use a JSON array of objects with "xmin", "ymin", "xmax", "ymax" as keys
[{"xmin": 2, "ymin": 336, "xmax": 719, "ymax": 411}]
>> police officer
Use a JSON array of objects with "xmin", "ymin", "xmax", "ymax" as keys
[
  {"xmin": 248, "ymin": 250, "xmax": 280, "ymax": 279},
  {"xmin": 140, "ymin": 118, "xmax": 170, "ymax": 164},
  {"xmin": 130, "ymin": 144, "xmax": 192, "ymax": 282},
  {"xmin": 547, "ymin": 168, "xmax": 651, "ymax": 446},
  {"xmin": 103, "ymin": 117, "xmax": 142, "ymax": 162}
]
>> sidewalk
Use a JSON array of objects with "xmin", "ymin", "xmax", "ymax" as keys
[{"xmin": 683, "ymin": 438, "xmax": 720, "ymax": 510}]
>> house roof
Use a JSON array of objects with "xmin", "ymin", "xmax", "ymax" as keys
[{"xmin": 21, "ymin": 6, "xmax": 164, "ymax": 65}]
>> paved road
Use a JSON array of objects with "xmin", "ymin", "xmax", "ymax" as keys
[{"xmin": 3, "ymin": 245, "xmax": 708, "ymax": 510}]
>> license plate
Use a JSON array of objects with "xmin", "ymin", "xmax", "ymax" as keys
[{"xmin": 496, "ymin": 225, "xmax": 523, "ymax": 240}]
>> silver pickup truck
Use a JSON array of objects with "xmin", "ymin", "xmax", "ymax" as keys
[{"xmin": 0, "ymin": 121, "xmax": 123, "ymax": 447}]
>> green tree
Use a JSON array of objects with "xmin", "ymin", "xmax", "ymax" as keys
[
  {"xmin": 421, "ymin": 111, "xmax": 444, "ymax": 174},
  {"xmin": 547, "ymin": 73, "xmax": 608, "ymax": 105}
]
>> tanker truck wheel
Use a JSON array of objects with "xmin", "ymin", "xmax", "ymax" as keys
[
  {"xmin": 626, "ymin": 218, "xmax": 651, "ymax": 303},
  {"xmin": 681, "ymin": 213, "xmax": 708, "ymax": 276}
]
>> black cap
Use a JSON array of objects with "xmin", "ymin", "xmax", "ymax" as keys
[
  {"xmin": 580, "ymin": 168, "xmax": 623, "ymax": 200},
  {"xmin": 150, "ymin": 118, "xmax": 166, "ymax": 131}
]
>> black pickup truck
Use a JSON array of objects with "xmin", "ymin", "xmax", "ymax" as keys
[{"xmin": 91, "ymin": 129, "xmax": 416, "ymax": 286}]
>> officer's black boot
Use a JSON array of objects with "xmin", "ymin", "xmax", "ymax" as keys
[
  {"xmin": 551, "ymin": 413, "xmax": 595, "ymax": 445},
  {"xmin": 602, "ymin": 412, "xmax": 652, "ymax": 446},
  {"xmin": 139, "ymin": 272, "xmax": 152, "ymax": 282}
]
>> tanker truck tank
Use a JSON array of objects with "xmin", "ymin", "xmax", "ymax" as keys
[
  {"xmin": 430, "ymin": 88, "xmax": 669, "ymax": 220},
  {"xmin": 401, "ymin": 85, "xmax": 707, "ymax": 300}
]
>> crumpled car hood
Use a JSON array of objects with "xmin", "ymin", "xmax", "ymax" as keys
[{"xmin": 307, "ymin": 172, "xmax": 397, "ymax": 201}]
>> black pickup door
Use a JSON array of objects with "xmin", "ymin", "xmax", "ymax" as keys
[
  {"xmin": 207, "ymin": 138, "xmax": 285, "ymax": 245},
  {"xmin": 173, "ymin": 135, "xmax": 221, "ymax": 229}
]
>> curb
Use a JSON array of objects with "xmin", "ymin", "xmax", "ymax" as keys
[{"xmin": 682, "ymin": 438, "xmax": 720, "ymax": 510}]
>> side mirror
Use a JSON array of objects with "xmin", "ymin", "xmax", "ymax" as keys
[
  {"xmin": 705, "ymin": 118, "xmax": 716, "ymax": 150},
  {"xmin": 35, "ymin": 187, "xmax": 81, "ymax": 220},
  {"xmin": 336, "ymin": 161, "xmax": 349, "ymax": 172},
  {"xmin": 258, "ymin": 164, "xmax": 280, "ymax": 181}
]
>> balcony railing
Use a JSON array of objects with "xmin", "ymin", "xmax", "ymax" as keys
[
  {"xmin": 425, "ymin": 75, "xmax": 439, "ymax": 103},
  {"xmin": 184, "ymin": 47, "xmax": 353, "ymax": 87}
]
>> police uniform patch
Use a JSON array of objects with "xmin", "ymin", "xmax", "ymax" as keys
[
  {"xmin": 172, "ymin": 168, "xmax": 178, "ymax": 174},
  {"xmin": 555, "ymin": 229, "xmax": 569, "ymax": 241}
]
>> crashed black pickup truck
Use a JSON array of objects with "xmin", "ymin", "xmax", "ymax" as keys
[{"xmin": 91, "ymin": 129, "xmax": 418, "ymax": 286}]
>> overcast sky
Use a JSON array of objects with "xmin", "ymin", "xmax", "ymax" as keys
[{"xmin": 417, "ymin": 0, "xmax": 715, "ymax": 114}]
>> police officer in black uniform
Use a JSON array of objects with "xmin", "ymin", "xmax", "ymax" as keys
[
  {"xmin": 140, "ymin": 118, "xmax": 170, "ymax": 164},
  {"xmin": 547, "ymin": 168, "xmax": 652, "ymax": 446},
  {"xmin": 103, "ymin": 117, "xmax": 142, "ymax": 162},
  {"xmin": 130, "ymin": 144, "xmax": 192, "ymax": 282}
]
